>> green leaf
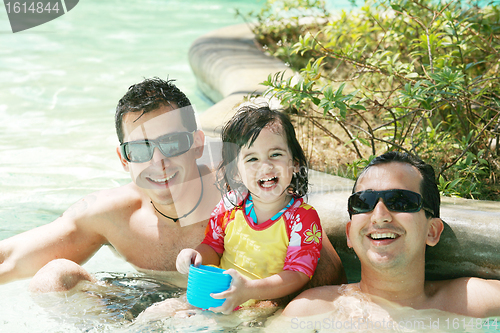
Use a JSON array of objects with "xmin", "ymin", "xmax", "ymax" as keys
[
  {"xmin": 405, "ymin": 73, "xmax": 419, "ymax": 78},
  {"xmin": 336, "ymin": 101, "xmax": 347, "ymax": 118},
  {"xmin": 350, "ymin": 104, "xmax": 366, "ymax": 111},
  {"xmin": 448, "ymin": 178, "xmax": 462, "ymax": 189},
  {"xmin": 358, "ymin": 137, "xmax": 370, "ymax": 146},
  {"xmin": 390, "ymin": 4, "xmax": 402, "ymax": 12},
  {"xmin": 335, "ymin": 83, "xmax": 346, "ymax": 99}
]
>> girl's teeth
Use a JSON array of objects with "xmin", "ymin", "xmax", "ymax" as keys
[
  {"xmin": 259, "ymin": 176, "xmax": 277, "ymax": 188},
  {"xmin": 261, "ymin": 177, "xmax": 275, "ymax": 182}
]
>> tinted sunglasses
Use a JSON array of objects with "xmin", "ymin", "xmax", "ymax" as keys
[
  {"xmin": 120, "ymin": 131, "xmax": 194, "ymax": 163},
  {"xmin": 348, "ymin": 189, "xmax": 434, "ymax": 216}
]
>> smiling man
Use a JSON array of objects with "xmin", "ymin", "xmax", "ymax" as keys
[
  {"xmin": 0, "ymin": 78, "xmax": 220, "ymax": 291},
  {"xmin": 0, "ymin": 78, "xmax": 345, "ymax": 299},
  {"xmin": 283, "ymin": 152, "xmax": 500, "ymax": 319}
]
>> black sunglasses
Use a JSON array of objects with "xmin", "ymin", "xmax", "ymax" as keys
[
  {"xmin": 120, "ymin": 131, "xmax": 194, "ymax": 163},
  {"xmin": 348, "ymin": 189, "xmax": 434, "ymax": 216}
]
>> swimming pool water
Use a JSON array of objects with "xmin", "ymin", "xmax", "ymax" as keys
[{"xmin": 0, "ymin": 0, "xmax": 269, "ymax": 239}]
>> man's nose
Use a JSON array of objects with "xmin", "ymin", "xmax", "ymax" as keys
[
  {"xmin": 371, "ymin": 199, "xmax": 392, "ymax": 223},
  {"xmin": 151, "ymin": 147, "xmax": 169, "ymax": 164}
]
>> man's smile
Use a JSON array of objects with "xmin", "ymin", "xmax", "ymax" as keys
[
  {"xmin": 362, "ymin": 228, "xmax": 404, "ymax": 246},
  {"xmin": 147, "ymin": 172, "xmax": 178, "ymax": 185},
  {"xmin": 368, "ymin": 232, "xmax": 398, "ymax": 240}
]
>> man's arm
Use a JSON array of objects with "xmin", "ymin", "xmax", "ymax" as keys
[
  {"xmin": 282, "ymin": 285, "xmax": 341, "ymax": 317},
  {"xmin": 457, "ymin": 277, "xmax": 500, "ymax": 317},
  {"xmin": 0, "ymin": 194, "xmax": 107, "ymax": 284},
  {"xmin": 307, "ymin": 232, "xmax": 347, "ymax": 287},
  {"xmin": 273, "ymin": 232, "xmax": 347, "ymax": 305}
]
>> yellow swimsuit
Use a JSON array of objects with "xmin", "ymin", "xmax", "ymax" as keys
[{"xmin": 202, "ymin": 193, "xmax": 323, "ymax": 280}]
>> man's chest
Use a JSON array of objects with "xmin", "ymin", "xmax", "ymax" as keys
[{"xmin": 106, "ymin": 217, "xmax": 207, "ymax": 271}]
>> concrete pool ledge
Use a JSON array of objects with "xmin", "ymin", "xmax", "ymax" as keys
[
  {"xmin": 190, "ymin": 23, "xmax": 292, "ymax": 136},
  {"xmin": 189, "ymin": 23, "xmax": 500, "ymax": 282}
]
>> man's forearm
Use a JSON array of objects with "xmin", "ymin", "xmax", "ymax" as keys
[{"xmin": 0, "ymin": 239, "xmax": 33, "ymax": 283}]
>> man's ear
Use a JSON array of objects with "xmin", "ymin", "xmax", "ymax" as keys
[
  {"xmin": 426, "ymin": 218, "xmax": 444, "ymax": 246},
  {"xmin": 192, "ymin": 130, "xmax": 205, "ymax": 159},
  {"xmin": 116, "ymin": 146, "xmax": 129, "ymax": 172},
  {"xmin": 346, "ymin": 221, "xmax": 353, "ymax": 248}
]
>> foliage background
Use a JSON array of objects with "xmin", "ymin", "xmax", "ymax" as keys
[{"xmin": 244, "ymin": 0, "xmax": 500, "ymax": 200}]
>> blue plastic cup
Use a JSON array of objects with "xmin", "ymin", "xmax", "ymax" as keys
[{"xmin": 186, "ymin": 265, "xmax": 232, "ymax": 309}]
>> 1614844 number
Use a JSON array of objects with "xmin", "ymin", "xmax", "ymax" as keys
[{"xmin": 5, "ymin": 2, "xmax": 60, "ymax": 14}]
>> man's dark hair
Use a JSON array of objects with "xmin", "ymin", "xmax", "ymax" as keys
[
  {"xmin": 217, "ymin": 104, "xmax": 309, "ymax": 197},
  {"xmin": 115, "ymin": 77, "xmax": 197, "ymax": 143},
  {"xmin": 352, "ymin": 151, "xmax": 440, "ymax": 218}
]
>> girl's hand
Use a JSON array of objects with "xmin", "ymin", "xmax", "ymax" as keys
[
  {"xmin": 208, "ymin": 269, "xmax": 251, "ymax": 315},
  {"xmin": 209, "ymin": 270, "xmax": 309, "ymax": 314},
  {"xmin": 176, "ymin": 248, "xmax": 202, "ymax": 274}
]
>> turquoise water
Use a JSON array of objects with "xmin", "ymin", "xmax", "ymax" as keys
[{"xmin": 0, "ymin": 0, "xmax": 267, "ymax": 239}]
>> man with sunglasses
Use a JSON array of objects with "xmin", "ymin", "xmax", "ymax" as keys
[
  {"xmin": 282, "ymin": 151, "xmax": 500, "ymax": 320},
  {"xmin": 0, "ymin": 78, "xmax": 222, "ymax": 291}
]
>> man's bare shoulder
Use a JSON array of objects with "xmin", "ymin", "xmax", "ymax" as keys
[
  {"xmin": 95, "ymin": 182, "xmax": 144, "ymax": 207},
  {"xmin": 283, "ymin": 285, "xmax": 343, "ymax": 317},
  {"xmin": 426, "ymin": 277, "xmax": 500, "ymax": 317},
  {"xmin": 458, "ymin": 277, "xmax": 500, "ymax": 317},
  {"xmin": 62, "ymin": 182, "xmax": 144, "ymax": 222}
]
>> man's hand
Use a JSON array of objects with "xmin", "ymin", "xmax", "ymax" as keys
[{"xmin": 176, "ymin": 249, "xmax": 202, "ymax": 274}]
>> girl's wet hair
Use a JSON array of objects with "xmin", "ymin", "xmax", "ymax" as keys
[{"xmin": 217, "ymin": 104, "xmax": 308, "ymax": 198}]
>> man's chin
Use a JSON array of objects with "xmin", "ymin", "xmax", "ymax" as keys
[
  {"xmin": 365, "ymin": 251, "xmax": 401, "ymax": 268},
  {"xmin": 136, "ymin": 184, "xmax": 176, "ymax": 205}
]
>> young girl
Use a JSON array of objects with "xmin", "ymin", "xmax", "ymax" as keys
[{"xmin": 176, "ymin": 104, "xmax": 323, "ymax": 314}]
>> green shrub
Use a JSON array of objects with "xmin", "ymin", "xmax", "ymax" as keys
[{"xmin": 246, "ymin": 0, "xmax": 500, "ymax": 200}]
